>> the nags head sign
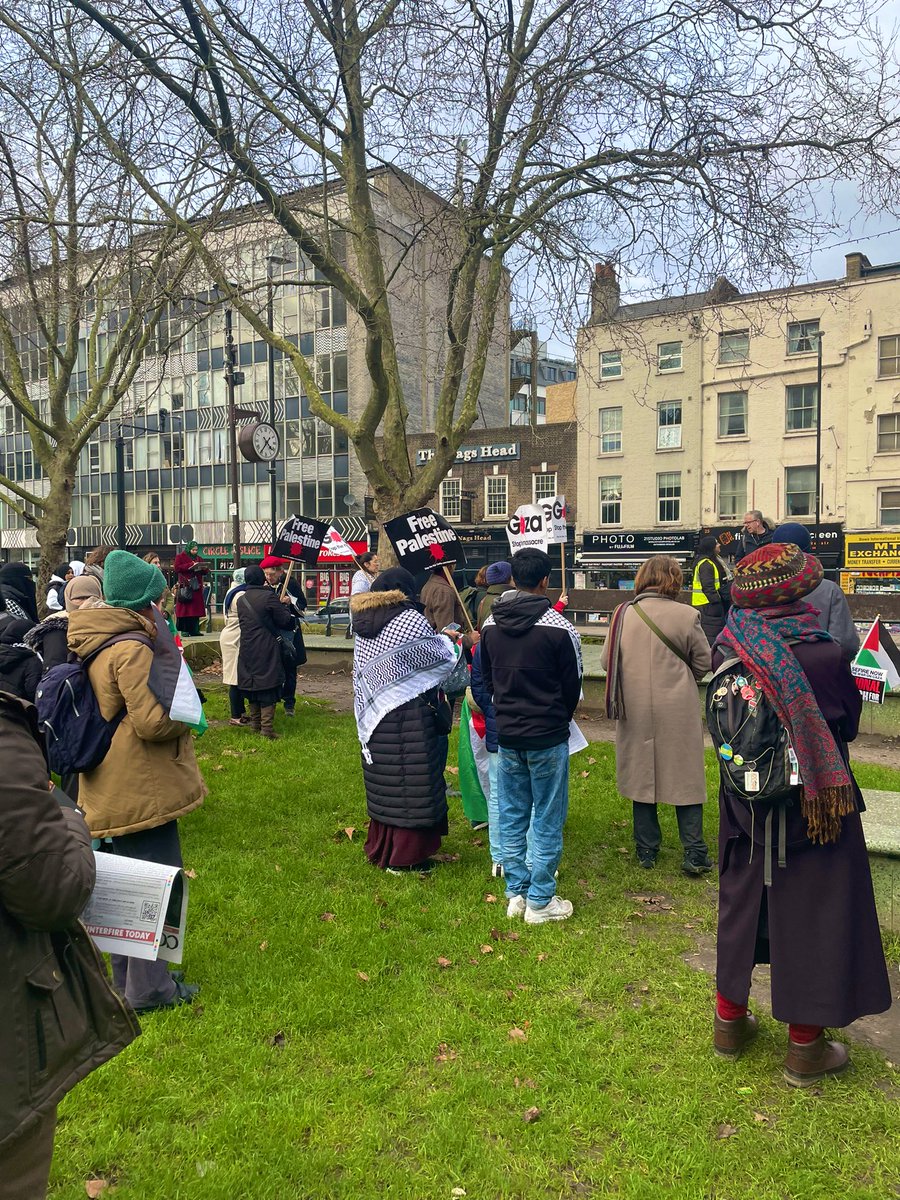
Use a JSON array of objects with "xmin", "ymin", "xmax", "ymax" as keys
[
  {"xmin": 383, "ymin": 508, "xmax": 467, "ymax": 572},
  {"xmin": 415, "ymin": 442, "xmax": 520, "ymax": 467}
]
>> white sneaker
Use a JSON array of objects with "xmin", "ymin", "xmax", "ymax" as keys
[
  {"xmin": 491, "ymin": 863, "xmax": 505, "ymax": 878},
  {"xmin": 524, "ymin": 896, "xmax": 573, "ymax": 924},
  {"xmin": 506, "ymin": 895, "xmax": 526, "ymax": 918}
]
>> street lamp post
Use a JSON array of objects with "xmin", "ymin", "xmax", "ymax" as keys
[
  {"xmin": 115, "ymin": 431, "xmax": 127, "ymax": 550},
  {"xmin": 266, "ymin": 254, "xmax": 288, "ymax": 548},
  {"xmin": 814, "ymin": 331, "xmax": 824, "ymax": 538},
  {"xmin": 224, "ymin": 305, "xmax": 241, "ymax": 571}
]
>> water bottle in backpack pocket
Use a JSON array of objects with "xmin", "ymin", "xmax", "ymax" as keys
[
  {"xmin": 706, "ymin": 655, "xmax": 800, "ymax": 884},
  {"xmin": 36, "ymin": 632, "xmax": 152, "ymax": 775}
]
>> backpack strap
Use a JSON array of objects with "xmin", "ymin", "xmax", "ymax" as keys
[
  {"xmin": 631, "ymin": 601, "xmax": 691, "ymax": 668},
  {"xmin": 82, "ymin": 631, "xmax": 154, "ymax": 667}
]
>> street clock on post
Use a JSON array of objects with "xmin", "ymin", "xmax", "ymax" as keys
[{"xmin": 238, "ymin": 421, "xmax": 281, "ymax": 463}]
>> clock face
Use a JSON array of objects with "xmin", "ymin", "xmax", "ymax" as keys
[{"xmin": 252, "ymin": 422, "xmax": 280, "ymax": 461}]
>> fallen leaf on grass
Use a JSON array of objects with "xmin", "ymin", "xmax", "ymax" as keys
[
  {"xmin": 434, "ymin": 852, "xmax": 461, "ymax": 863},
  {"xmin": 437, "ymin": 956, "xmax": 453, "ymax": 968},
  {"xmin": 451, "ymin": 1189, "xmax": 467, "ymax": 1197},
  {"xmin": 258, "ymin": 940, "xmax": 269, "ymax": 951},
  {"xmin": 514, "ymin": 1076, "xmax": 536, "ymax": 1089},
  {"xmin": 480, "ymin": 944, "xmax": 494, "ymax": 955},
  {"xmin": 269, "ymin": 1031, "xmax": 286, "ymax": 1049},
  {"xmin": 537, "ymin": 953, "xmax": 548, "ymax": 962},
  {"xmin": 588, "ymin": 756, "xmax": 597, "ymax": 765},
  {"xmin": 343, "ymin": 827, "xmax": 355, "ymax": 839},
  {"xmin": 505, "ymin": 930, "xmax": 521, "ymax": 941},
  {"xmin": 522, "ymin": 1106, "xmax": 542, "ymax": 1123},
  {"xmin": 84, "ymin": 1182, "xmax": 113, "ymax": 1198},
  {"xmin": 579, "ymin": 770, "xmax": 590, "ymax": 779},
  {"xmin": 374, "ymin": 895, "xmax": 387, "ymax": 907},
  {"xmin": 184, "ymin": 868, "xmax": 198, "ymax": 879},
  {"xmin": 357, "ymin": 971, "xmax": 370, "ymax": 982},
  {"xmin": 468, "ymin": 957, "xmax": 479, "ymax": 964},
  {"xmin": 617, "ymin": 847, "xmax": 629, "ymax": 855},
  {"xmin": 212, "ymin": 764, "xmax": 224, "ymax": 772},
  {"xmin": 221, "ymin": 748, "xmax": 241, "ymax": 757},
  {"xmin": 752, "ymin": 1112, "xmax": 770, "ymax": 1124},
  {"xmin": 435, "ymin": 1043, "xmax": 458, "ymax": 1063},
  {"xmin": 715, "ymin": 1123, "xmax": 738, "ymax": 1139},
  {"xmin": 508, "ymin": 1027, "xmax": 528, "ymax": 1042},
  {"xmin": 320, "ymin": 912, "xmax": 336, "ymax": 921},
  {"xmin": 446, "ymin": 766, "xmax": 459, "ymax": 775},
  {"xmin": 470, "ymin": 837, "xmax": 484, "ymax": 847},
  {"xmin": 484, "ymin": 893, "xmax": 498, "ymax": 904},
  {"xmin": 274, "ymin": 864, "xmax": 282, "ymax": 872}
]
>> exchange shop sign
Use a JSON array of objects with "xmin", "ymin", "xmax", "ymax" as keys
[
  {"xmin": 383, "ymin": 508, "xmax": 468, "ymax": 572},
  {"xmin": 845, "ymin": 533, "xmax": 900, "ymax": 570}
]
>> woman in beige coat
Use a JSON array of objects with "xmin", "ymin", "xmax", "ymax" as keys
[{"xmin": 601, "ymin": 555, "xmax": 712, "ymax": 873}]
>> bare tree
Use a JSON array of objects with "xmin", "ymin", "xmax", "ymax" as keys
[
  {"xmin": 4, "ymin": 0, "xmax": 900, "ymax": 552},
  {"xmin": 0, "ymin": 16, "xmax": 201, "ymax": 592}
]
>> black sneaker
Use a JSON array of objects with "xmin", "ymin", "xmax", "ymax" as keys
[
  {"xmin": 682, "ymin": 854, "xmax": 714, "ymax": 876},
  {"xmin": 637, "ymin": 849, "xmax": 658, "ymax": 869}
]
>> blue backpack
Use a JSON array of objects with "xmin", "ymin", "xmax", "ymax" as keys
[{"xmin": 36, "ymin": 632, "xmax": 153, "ymax": 775}]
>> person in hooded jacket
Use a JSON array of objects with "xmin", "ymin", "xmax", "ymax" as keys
[
  {"xmin": 220, "ymin": 564, "xmax": 293, "ymax": 739},
  {"xmin": 351, "ymin": 567, "xmax": 458, "ymax": 873},
  {"xmin": 480, "ymin": 548, "xmax": 582, "ymax": 923},
  {"xmin": 0, "ymin": 561, "xmax": 38, "ymax": 625},
  {"xmin": 67, "ymin": 551, "xmax": 206, "ymax": 1014},
  {"xmin": 771, "ymin": 523, "xmax": 859, "ymax": 657},
  {"xmin": 173, "ymin": 542, "xmax": 210, "ymax": 637},
  {"xmin": 0, "ymin": 691, "xmax": 139, "ymax": 1199},
  {"xmin": 46, "ymin": 564, "xmax": 73, "ymax": 613},
  {"xmin": 691, "ymin": 535, "xmax": 733, "ymax": 646},
  {"xmin": 0, "ymin": 618, "xmax": 42, "ymax": 701}
]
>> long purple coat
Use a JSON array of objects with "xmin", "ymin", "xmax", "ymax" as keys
[{"xmin": 713, "ymin": 637, "xmax": 891, "ymax": 1027}]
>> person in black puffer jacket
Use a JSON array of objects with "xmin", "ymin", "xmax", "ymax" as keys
[
  {"xmin": 0, "ymin": 618, "xmax": 42, "ymax": 701},
  {"xmin": 351, "ymin": 567, "xmax": 458, "ymax": 874}
]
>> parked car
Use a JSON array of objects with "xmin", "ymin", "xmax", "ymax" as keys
[{"xmin": 316, "ymin": 598, "xmax": 351, "ymax": 626}]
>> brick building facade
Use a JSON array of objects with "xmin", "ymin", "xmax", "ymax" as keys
[{"xmin": 378, "ymin": 423, "xmax": 579, "ymax": 583}]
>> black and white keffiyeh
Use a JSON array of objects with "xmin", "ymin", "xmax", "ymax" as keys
[{"xmin": 352, "ymin": 606, "xmax": 457, "ymax": 760}]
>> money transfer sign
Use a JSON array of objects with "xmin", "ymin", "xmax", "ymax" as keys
[
  {"xmin": 271, "ymin": 514, "xmax": 330, "ymax": 566},
  {"xmin": 384, "ymin": 508, "xmax": 467, "ymax": 572}
]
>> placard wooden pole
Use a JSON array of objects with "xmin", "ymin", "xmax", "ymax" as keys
[
  {"xmin": 441, "ymin": 563, "xmax": 475, "ymax": 634},
  {"xmin": 559, "ymin": 542, "xmax": 566, "ymax": 592},
  {"xmin": 279, "ymin": 560, "xmax": 295, "ymax": 599}
]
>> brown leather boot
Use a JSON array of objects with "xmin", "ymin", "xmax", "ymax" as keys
[
  {"xmin": 247, "ymin": 702, "xmax": 261, "ymax": 733},
  {"xmin": 784, "ymin": 1035, "xmax": 850, "ymax": 1087},
  {"xmin": 260, "ymin": 704, "xmax": 279, "ymax": 740},
  {"xmin": 714, "ymin": 1011, "xmax": 759, "ymax": 1059}
]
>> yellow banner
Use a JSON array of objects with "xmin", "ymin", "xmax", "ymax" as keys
[{"xmin": 845, "ymin": 533, "xmax": 900, "ymax": 569}]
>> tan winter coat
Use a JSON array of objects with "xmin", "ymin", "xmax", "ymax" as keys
[
  {"xmin": 66, "ymin": 606, "xmax": 206, "ymax": 837},
  {"xmin": 600, "ymin": 591, "xmax": 710, "ymax": 806}
]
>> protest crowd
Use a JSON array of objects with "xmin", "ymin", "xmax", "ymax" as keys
[{"xmin": 0, "ymin": 506, "xmax": 893, "ymax": 1197}]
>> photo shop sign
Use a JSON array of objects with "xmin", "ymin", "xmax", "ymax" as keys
[
  {"xmin": 383, "ymin": 508, "xmax": 468, "ymax": 573},
  {"xmin": 270, "ymin": 514, "xmax": 330, "ymax": 566}
]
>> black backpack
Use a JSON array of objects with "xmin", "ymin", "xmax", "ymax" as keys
[
  {"xmin": 706, "ymin": 655, "xmax": 799, "ymax": 883},
  {"xmin": 36, "ymin": 632, "xmax": 153, "ymax": 775}
]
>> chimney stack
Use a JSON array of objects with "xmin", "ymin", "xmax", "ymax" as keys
[
  {"xmin": 845, "ymin": 252, "xmax": 871, "ymax": 281},
  {"xmin": 589, "ymin": 261, "xmax": 620, "ymax": 324}
]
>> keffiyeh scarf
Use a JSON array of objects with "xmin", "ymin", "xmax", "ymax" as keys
[{"xmin": 352, "ymin": 606, "xmax": 457, "ymax": 761}]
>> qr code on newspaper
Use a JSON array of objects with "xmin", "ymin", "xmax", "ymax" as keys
[{"xmin": 140, "ymin": 900, "xmax": 161, "ymax": 923}]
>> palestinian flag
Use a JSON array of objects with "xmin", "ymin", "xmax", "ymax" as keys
[
  {"xmin": 457, "ymin": 695, "xmax": 490, "ymax": 827},
  {"xmin": 854, "ymin": 618, "xmax": 900, "ymax": 692},
  {"xmin": 151, "ymin": 609, "xmax": 208, "ymax": 734}
]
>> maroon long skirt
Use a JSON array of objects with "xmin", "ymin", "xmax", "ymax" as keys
[{"xmin": 365, "ymin": 815, "xmax": 448, "ymax": 869}]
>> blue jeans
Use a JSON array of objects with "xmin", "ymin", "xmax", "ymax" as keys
[
  {"xmin": 497, "ymin": 743, "xmax": 569, "ymax": 909},
  {"xmin": 488, "ymin": 752, "xmax": 533, "ymax": 869}
]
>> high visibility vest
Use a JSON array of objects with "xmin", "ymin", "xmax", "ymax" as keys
[{"xmin": 692, "ymin": 558, "xmax": 719, "ymax": 607}]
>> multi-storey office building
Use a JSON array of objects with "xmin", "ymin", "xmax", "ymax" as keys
[
  {"xmin": 0, "ymin": 170, "xmax": 509, "ymax": 568},
  {"xmin": 575, "ymin": 255, "xmax": 900, "ymax": 590}
]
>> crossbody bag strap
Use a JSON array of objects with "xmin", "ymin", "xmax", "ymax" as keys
[{"xmin": 631, "ymin": 601, "xmax": 692, "ymax": 668}]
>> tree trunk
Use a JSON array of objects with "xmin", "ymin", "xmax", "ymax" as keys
[{"xmin": 34, "ymin": 468, "xmax": 75, "ymax": 616}]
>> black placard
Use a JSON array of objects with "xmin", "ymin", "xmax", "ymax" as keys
[
  {"xmin": 383, "ymin": 508, "xmax": 468, "ymax": 572},
  {"xmin": 270, "ymin": 515, "xmax": 329, "ymax": 565}
]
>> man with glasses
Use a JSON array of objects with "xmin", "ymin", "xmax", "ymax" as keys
[{"xmin": 738, "ymin": 510, "xmax": 775, "ymax": 561}]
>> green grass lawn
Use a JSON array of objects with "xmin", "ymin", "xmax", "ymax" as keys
[{"xmin": 51, "ymin": 689, "xmax": 900, "ymax": 1199}]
